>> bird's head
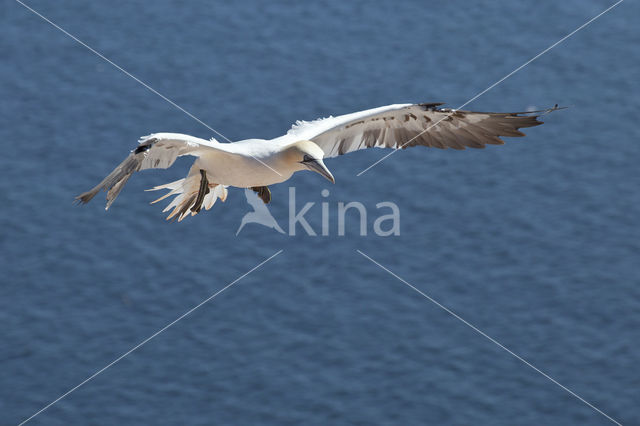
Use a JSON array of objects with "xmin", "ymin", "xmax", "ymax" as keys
[{"xmin": 284, "ymin": 140, "xmax": 335, "ymax": 184}]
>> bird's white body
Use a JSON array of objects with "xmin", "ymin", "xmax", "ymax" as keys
[
  {"xmin": 77, "ymin": 103, "xmax": 558, "ymax": 221},
  {"xmin": 194, "ymin": 138, "xmax": 293, "ymax": 187}
]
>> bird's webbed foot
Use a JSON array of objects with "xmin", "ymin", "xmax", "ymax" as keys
[
  {"xmin": 251, "ymin": 186, "xmax": 271, "ymax": 204},
  {"xmin": 191, "ymin": 169, "xmax": 210, "ymax": 213}
]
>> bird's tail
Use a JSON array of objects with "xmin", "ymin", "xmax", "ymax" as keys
[{"xmin": 145, "ymin": 171, "xmax": 228, "ymax": 222}]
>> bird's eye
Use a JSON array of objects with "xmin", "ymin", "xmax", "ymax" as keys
[{"xmin": 302, "ymin": 154, "xmax": 315, "ymax": 163}]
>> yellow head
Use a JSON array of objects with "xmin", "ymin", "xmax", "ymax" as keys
[{"xmin": 283, "ymin": 140, "xmax": 335, "ymax": 183}]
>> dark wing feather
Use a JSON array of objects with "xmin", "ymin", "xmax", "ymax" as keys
[
  {"xmin": 287, "ymin": 103, "xmax": 561, "ymax": 158},
  {"xmin": 75, "ymin": 133, "xmax": 219, "ymax": 209}
]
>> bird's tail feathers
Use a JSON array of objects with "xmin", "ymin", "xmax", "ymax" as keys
[{"xmin": 146, "ymin": 174, "xmax": 228, "ymax": 222}]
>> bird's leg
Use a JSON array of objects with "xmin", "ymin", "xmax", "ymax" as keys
[
  {"xmin": 191, "ymin": 169, "xmax": 210, "ymax": 213},
  {"xmin": 251, "ymin": 186, "xmax": 271, "ymax": 204}
]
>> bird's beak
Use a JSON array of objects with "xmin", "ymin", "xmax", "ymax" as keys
[{"xmin": 305, "ymin": 159, "xmax": 335, "ymax": 184}]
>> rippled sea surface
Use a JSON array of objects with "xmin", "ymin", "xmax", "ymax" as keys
[{"xmin": 2, "ymin": 1, "xmax": 639, "ymax": 424}]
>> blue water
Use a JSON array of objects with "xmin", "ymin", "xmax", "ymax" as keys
[{"xmin": 2, "ymin": 1, "xmax": 639, "ymax": 424}]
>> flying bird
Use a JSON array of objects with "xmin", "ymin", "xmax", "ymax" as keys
[{"xmin": 77, "ymin": 102, "xmax": 561, "ymax": 221}]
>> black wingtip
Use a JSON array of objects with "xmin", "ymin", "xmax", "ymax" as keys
[
  {"xmin": 74, "ymin": 190, "xmax": 97, "ymax": 206},
  {"xmin": 527, "ymin": 104, "xmax": 568, "ymax": 116},
  {"xmin": 547, "ymin": 103, "xmax": 568, "ymax": 113},
  {"xmin": 418, "ymin": 102, "xmax": 446, "ymax": 111}
]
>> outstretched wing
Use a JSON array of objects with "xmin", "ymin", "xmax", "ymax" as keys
[
  {"xmin": 285, "ymin": 103, "xmax": 560, "ymax": 158},
  {"xmin": 76, "ymin": 133, "xmax": 222, "ymax": 209}
]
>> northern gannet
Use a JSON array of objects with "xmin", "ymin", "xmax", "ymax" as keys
[{"xmin": 77, "ymin": 102, "xmax": 560, "ymax": 221}]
